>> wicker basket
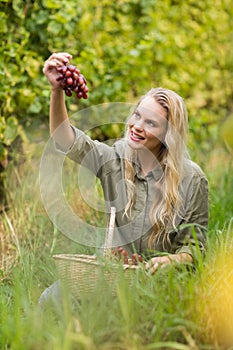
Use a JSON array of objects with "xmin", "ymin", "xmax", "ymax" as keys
[
  {"xmin": 53, "ymin": 254, "xmax": 111, "ymax": 297},
  {"xmin": 53, "ymin": 253, "xmax": 138, "ymax": 298},
  {"xmin": 53, "ymin": 208, "xmax": 142, "ymax": 297}
]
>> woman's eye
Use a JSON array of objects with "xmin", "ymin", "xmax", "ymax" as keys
[
  {"xmin": 134, "ymin": 112, "xmax": 140, "ymax": 119},
  {"xmin": 147, "ymin": 120, "xmax": 155, "ymax": 127}
]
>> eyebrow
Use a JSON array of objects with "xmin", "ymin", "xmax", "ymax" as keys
[
  {"xmin": 134, "ymin": 109, "xmax": 141, "ymax": 116},
  {"xmin": 137, "ymin": 106, "xmax": 167, "ymax": 123},
  {"xmin": 137, "ymin": 106, "xmax": 158, "ymax": 120},
  {"xmin": 145, "ymin": 118, "xmax": 157, "ymax": 124}
]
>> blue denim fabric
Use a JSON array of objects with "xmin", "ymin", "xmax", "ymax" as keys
[{"xmin": 38, "ymin": 280, "xmax": 63, "ymax": 309}]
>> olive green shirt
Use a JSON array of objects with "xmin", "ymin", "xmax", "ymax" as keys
[{"xmin": 63, "ymin": 126, "xmax": 208, "ymax": 261}]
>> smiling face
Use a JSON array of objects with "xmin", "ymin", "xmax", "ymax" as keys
[{"xmin": 127, "ymin": 96, "xmax": 168, "ymax": 157}]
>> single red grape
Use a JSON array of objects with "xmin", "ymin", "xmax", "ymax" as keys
[
  {"xmin": 68, "ymin": 65, "xmax": 76, "ymax": 72},
  {"xmin": 122, "ymin": 250, "xmax": 128, "ymax": 256},
  {"xmin": 65, "ymin": 88, "xmax": 72, "ymax": 97},
  {"xmin": 65, "ymin": 70, "xmax": 72, "ymax": 77},
  {"xmin": 78, "ymin": 76, "xmax": 85, "ymax": 85},
  {"xmin": 76, "ymin": 91, "xmax": 83, "ymax": 99},
  {"xmin": 57, "ymin": 66, "xmax": 64, "ymax": 73},
  {"xmin": 80, "ymin": 74, "xmax": 87, "ymax": 84},
  {"xmin": 67, "ymin": 77, "xmax": 73, "ymax": 85},
  {"xmin": 131, "ymin": 253, "xmax": 143, "ymax": 265},
  {"xmin": 132, "ymin": 253, "xmax": 138, "ymax": 265},
  {"xmin": 79, "ymin": 84, "xmax": 85, "ymax": 91},
  {"xmin": 72, "ymin": 72, "xmax": 79, "ymax": 80},
  {"xmin": 138, "ymin": 254, "xmax": 143, "ymax": 263},
  {"xmin": 61, "ymin": 66, "xmax": 67, "ymax": 73},
  {"xmin": 56, "ymin": 74, "xmax": 64, "ymax": 81}
]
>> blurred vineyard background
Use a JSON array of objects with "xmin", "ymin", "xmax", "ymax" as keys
[
  {"xmin": 1, "ymin": 0, "xmax": 233, "ymax": 169},
  {"xmin": 0, "ymin": 1, "xmax": 233, "ymax": 349}
]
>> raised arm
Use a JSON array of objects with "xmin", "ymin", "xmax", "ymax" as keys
[{"xmin": 43, "ymin": 52, "xmax": 75, "ymax": 150}]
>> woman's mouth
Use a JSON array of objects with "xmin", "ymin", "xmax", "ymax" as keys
[{"xmin": 130, "ymin": 131, "xmax": 145, "ymax": 142}]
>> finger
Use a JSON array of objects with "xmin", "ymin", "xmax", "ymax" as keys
[
  {"xmin": 50, "ymin": 52, "xmax": 72, "ymax": 64},
  {"xmin": 145, "ymin": 259, "xmax": 159, "ymax": 274},
  {"xmin": 145, "ymin": 258, "xmax": 160, "ymax": 270},
  {"xmin": 145, "ymin": 260, "xmax": 154, "ymax": 270},
  {"xmin": 150, "ymin": 262, "xmax": 160, "ymax": 275},
  {"xmin": 51, "ymin": 52, "xmax": 72, "ymax": 59},
  {"xmin": 43, "ymin": 59, "xmax": 58, "ymax": 74},
  {"xmin": 43, "ymin": 56, "xmax": 65, "ymax": 73},
  {"xmin": 145, "ymin": 257, "xmax": 160, "ymax": 270},
  {"xmin": 44, "ymin": 59, "xmax": 58, "ymax": 67}
]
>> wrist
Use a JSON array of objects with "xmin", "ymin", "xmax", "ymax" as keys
[{"xmin": 51, "ymin": 86, "xmax": 62, "ymax": 92}]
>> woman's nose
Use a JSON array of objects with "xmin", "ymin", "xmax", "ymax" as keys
[{"xmin": 134, "ymin": 120, "xmax": 144, "ymax": 130}]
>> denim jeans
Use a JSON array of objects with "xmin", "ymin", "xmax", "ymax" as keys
[{"xmin": 38, "ymin": 280, "xmax": 63, "ymax": 309}]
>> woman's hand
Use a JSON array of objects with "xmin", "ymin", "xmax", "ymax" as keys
[
  {"xmin": 43, "ymin": 52, "xmax": 72, "ymax": 90},
  {"xmin": 145, "ymin": 253, "xmax": 193, "ymax": 275}
]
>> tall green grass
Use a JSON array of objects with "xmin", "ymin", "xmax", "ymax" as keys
[{"xmin": 0, "ymin": 143, "xmax": 233, "ymax": 349}]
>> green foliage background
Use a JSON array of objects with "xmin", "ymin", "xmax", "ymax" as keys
[
  {"xmin": 0, "ymin": 0, "xmax": 233, "ymax": 163},
  {"xmin": 0, "ymin": 2, "xmax": 233, "ymax": 348}
]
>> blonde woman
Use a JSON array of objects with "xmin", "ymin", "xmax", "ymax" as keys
[{"xmin": 39, "ymin": 52, "xmax": 208, "ymax": 306}]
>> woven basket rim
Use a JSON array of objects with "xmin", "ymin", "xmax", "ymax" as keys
[
  {"xmin": 53, "ymin": 253, "xmax": 146, "ymax": 271},
  {"xmin": 53, "ymin": 254, "xmax": 101, "ymax": 266}
]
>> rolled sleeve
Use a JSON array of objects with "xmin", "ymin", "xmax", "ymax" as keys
[{"xmin": 55, "ymin": 125, "xmax": 114, "ymax": 176}]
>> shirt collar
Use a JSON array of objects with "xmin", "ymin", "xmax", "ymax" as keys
[
  {"xmin": 114, "ymin": 139, "xmax": 164, "ymax": 181},
  {"xmin": 134, "ymin": 160, "xmax": 164, "ymax": 181}
]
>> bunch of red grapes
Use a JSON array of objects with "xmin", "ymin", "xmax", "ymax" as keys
[
  {"xmin": 56, "ymin": 64, "xmax": 89, "ymax": 99},
  {"xmin": 111, "ymin": 247, "xmax": 143, "ymax": 266}
]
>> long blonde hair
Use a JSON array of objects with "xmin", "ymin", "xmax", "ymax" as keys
[{"xmin": 124, "ymin": 88, "xmax": 188, "ymax": 249}]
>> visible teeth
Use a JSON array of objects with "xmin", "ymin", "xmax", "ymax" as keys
[{"xmin": 132, "ymin": 132, "xmax": 143, "ymax": 139}]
